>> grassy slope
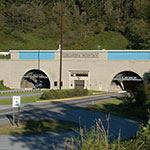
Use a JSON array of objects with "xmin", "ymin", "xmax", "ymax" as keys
[
  {"xmin": 78, "ymin": 31, "xmax": 129, "ymax": 50},
  {"xmin": 0, "ymin": 33, "xmax": 59, "ymax": 51},
  {"xmin": 88, "ymin": 98, "xmax": 149, "ymax": 123},
  {"xmin": 0, "ymin": 31, "xmax": 129, "ymax": 51}
]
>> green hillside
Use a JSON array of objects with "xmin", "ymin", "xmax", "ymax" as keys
[
  {"xmin": 0, "ymin": 31, "xmax": 129, "ymax": 51},
  {"xmin": 0, "ymin": 0, "xmax": 150, "ymax": 51}
]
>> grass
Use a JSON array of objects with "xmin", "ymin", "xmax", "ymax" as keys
[
  {"xmin": 0, "ymin": 119, "xmax": 79, "ymax": 135},
  {"xmin": 88, "ymin": 90, "xmax": 104, "ymax": 95},
  {"xmin": 0, "ymin": 32, "xmax": 59, "ymax": 51},
  {"xmin": 99, "ymin": 31, "xmax": 129, "ymax": 50},
  {"xmin": 0, "ymin": 31, "xmax": 129, "ymax": 51},
  {"xmin": 59, "ymin": 31, "xmax": 129, "ymax": 50},
  {"xmin": 0, "ymin": 80, "xmax": 10, "ymax": 90},
  {"xmin": 87, "ymin": 98, "xmax": 149, "ymax": 123},
  {"xmin": 0, "ymin": 90, "xmax": 108, "ymax": 105},
  {"xmin": 0, "ymin": 33, "xmax": 13, "ymax": 52},
  {"xmin": 0, "ymin": 95, "xmax": 41, "ymax": 105}
]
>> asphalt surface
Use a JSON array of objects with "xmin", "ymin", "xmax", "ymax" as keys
[{"xmin": 0, "ymin": 93, "xmax": 139, "ymax": 150}]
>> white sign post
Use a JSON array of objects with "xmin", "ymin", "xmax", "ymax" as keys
[
  {"xmin": 12, "ymin": 96, "xmax": 21, "ymax": 108},
  {"xmin": 12, "ymin": 96, "xmax": 21, "ymax": 127}
]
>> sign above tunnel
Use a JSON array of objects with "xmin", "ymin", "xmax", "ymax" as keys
[
  {"xmin": 113, "ymin": 76, "xmax": 143, "ymax": 81},
  {"xmin": 108, "ymin": 52, "xmax": 150, "ymax": 60},
  {"xmin": 23, "ymin": 74, "xmax": 48, "ymax": 79},
  {"xmin": 19, "ymin": 52, "xmax": 55, "ymax": 60}
]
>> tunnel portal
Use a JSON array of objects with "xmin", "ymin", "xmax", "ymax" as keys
[
  {"xmin": 111, "ymin": 71, "xmax": 143, "ymax": 91},
  {"xmin": 21, "ymin": 69, "xmax": 50, "ymax": 89}
]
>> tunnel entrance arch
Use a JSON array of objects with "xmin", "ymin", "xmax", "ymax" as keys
[
  {"xmin": 110, "ymin": 71, "xmax": 143, "ymax": 91},
  {"xmin": 21, "ymin": 69, "xmax": 50, "ymax": 89}
]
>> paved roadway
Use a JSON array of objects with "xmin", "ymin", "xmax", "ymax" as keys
[{"xmin": 0, "ymin": 93, "xmax": 139, "ymax": 150}]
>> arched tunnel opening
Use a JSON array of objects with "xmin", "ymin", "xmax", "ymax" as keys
[
  {"xmin": 110, "ymin": 71, "xmax": 143, "ymax": 92},
  {"xmin": 21, "ymin": 69, "xmax": 50, "ymax": 89}
]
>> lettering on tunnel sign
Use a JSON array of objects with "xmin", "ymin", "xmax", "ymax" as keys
[{"xmin": 12, "ymin": 96, "xmax": 21, "ymax": 108}]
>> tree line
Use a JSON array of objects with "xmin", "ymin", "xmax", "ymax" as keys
[{"xmin": 0, "ymin": 0, "xmax": 150, "ymax": 50}]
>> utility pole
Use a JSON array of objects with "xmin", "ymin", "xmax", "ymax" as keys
[
  {"xmin": 38, "ymin": 49, "xmax": 40, "ymax": 71},
  {"xmin": 59, "ymin": 0, "xmax": 63, "ymax": 90}
]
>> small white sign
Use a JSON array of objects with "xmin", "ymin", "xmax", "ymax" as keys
[{"xmin": 12, "ymin": 96, "xmax": 21, "ymax": 108}]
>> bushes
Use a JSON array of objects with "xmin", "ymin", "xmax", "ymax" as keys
[
  {"xmin": 40, "ymin": 89, "xmax": 88, "ymax": 100},
  {"xmin": 134, "ymin": 85, "xmax": 150, "ymax": 106},
  {"xmin": 117, "ymin": 118, "xmax": 150, "ymax": 150},
  {"xmin": 0, "ymin": 80, "xmax": 10, "ymax": 90},
  {"xmin": 133, "ymin": 71, "xmax": 150, "ymax": 106}
]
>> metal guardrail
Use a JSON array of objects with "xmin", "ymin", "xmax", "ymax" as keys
[
  {"xmin": 0, "ymin": 52, "xmax": 10, "ymax": 56},
  {"xmin": 92, "ymin": 91, "xmax": 119, "ymax": 95},
  {"xmin": 0, "ymin": 89, "xmax": 41, "ymax": 94}
]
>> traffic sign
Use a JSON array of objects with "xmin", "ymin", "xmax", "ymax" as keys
[{"xmin": 12, "ymin": 96, "xmax": 21, "ymax": 108}]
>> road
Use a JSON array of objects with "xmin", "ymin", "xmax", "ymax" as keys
[{"xmin": 0, "ymin": 93, "xmax": 139, "ymax": 150}]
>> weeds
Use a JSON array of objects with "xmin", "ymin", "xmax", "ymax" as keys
[{"xmin": 64, "ymin": 114, "xmax": 150, "ymax": 150}]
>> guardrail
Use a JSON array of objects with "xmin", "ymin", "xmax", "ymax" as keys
[
  {"xmin": 92, "ymin": 91, "xmax": 121, "ymax": 95},
  {"xmin": 0, "ymin": 89, "xmax": 41, "ymax": 94},
  {"xmin": 0, "ymin": 52, "xmax": 10, "ymax": 56}
]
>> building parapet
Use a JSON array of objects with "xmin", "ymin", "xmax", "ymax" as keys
[{"xmin": 9, "ymin": 50, "xmax": 150, "ymax": 61}]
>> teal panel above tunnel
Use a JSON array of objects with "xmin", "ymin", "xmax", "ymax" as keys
[
  {"xmin": 19, "ymin": 52, "xmax": 55, "ymax": 60},
  {"xmin": 108, "ymin": 51, "xmax": 150, "ymax": 60}
]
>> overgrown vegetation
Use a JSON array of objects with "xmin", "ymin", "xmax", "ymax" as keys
[
  {"xmin": 0, "ymin": 0, "xmax": 150, "ymax": 51},
  {"xmin": 132, "ymin": 72, "xmax": 150, "ymax": 106},
  {"xmin": 40, "ymin": 88, "xmax": 88, "ymax": 100},
  {"xmin": 0, "ymin": 80, "xmax": 10, "ymax": 90},
  {"xmin": 68, "ymin": 116, "xmax": 150, "ymax": 150}
]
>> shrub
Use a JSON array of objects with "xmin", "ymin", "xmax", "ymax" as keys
[
  {"xmin": 12, "ymin": 31, "xmax": 28, "ymax": 43},
  {"xmin": 0, "ymin": 80, "xmax": 10, "ymax": 90},
  {"xmin": 134, "ymin": 85, "xmax": 150, "ymax": 106},
  {"xmin": 66, "ymin": 117, "xmax": 110, "ymax": 150},
  {"xmin": 66, "ymin": 117, "xmax": 150, "ymax": 150},
  {"xmin": 137, "ymin": 119, "xmax": 150, "ymax": 150},
  {"xmin": 40, "ymin": 88, "xmax": 88, "ymax": 100}
]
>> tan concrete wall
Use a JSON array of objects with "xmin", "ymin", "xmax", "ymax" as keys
[{"xmin": 0, "ymin": 50, "xmax": 150, "ymax": 91}]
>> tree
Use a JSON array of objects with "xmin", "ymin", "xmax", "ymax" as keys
[
  {"xmin": 5, "ymin": 3, "xmax": 45, "ymax": 32},
  {"xmin": 143, "ymin": 71, "xmax": 150, "ymax": 85},
  {"xmin": 0, "ymin": 13, "xmax": 5, "ymax": 26},
  {"xmin": 125, "ymin": 19, "xmax": 150, "ymax": 49}
]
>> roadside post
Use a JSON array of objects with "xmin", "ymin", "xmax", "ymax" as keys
[{"xmin": 12, "ymin": 96, "xmax": 21, "ymax": 127}]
